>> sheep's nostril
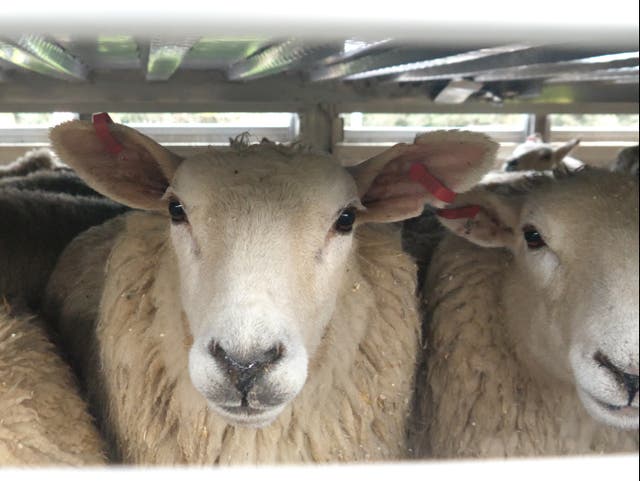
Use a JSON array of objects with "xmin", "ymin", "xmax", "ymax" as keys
[
  {"xmin": 622, "ymin": 372, "xmax": 639, "ymax": 406},
  {"xmin": 208, "ymin": 340, "xmax": 218, "ymax": 357},
  {"xmin": 594, "ymin": 351, "xmax": 640, "ymax": 405},
  {"xmin": 261, "ymin": 343, "xmax": 285, "ymax": 366},
  {"xmin": 505, "ymin": 159, "xmax": 518, "ymax": 171}
]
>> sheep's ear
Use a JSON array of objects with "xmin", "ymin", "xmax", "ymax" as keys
[
  {"xmin": 49, "ymin": 120, "xmax": 182, "ymax": 210},
  {"xmin": 436, "ymin": 187, "xmax": 522, "ymax": 248},
  {"xmin": 554, "ymin": 138, "xmax": 580, "ymax": 160},
  {"xmin": 349, "ymin": 130, "xmax": 498, "ymax": 223}
]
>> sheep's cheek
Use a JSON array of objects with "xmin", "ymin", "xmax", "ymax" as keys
[{"xmin": 525, "ymin": 249, "xmax": 559, "ymax": 286}]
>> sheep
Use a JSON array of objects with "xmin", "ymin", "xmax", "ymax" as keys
[
  {"xmin": 0, "ymin": 304, "xmax": 106, "ymax": 466},
  {"xmin": 0, "ymin": 187, "xmax": 128, "ymax": 310},
  {"xmin": 411, "ymin": 167, "xmax": 639, "ymax": 458},
  {"xmin": 44, "ymin": 118, "xmax": 498, "ymax": 464},
  {"xmin": 0, "ymin": 147, "xmax": 103, "ymax": 197},
  {"xmin": 611, "ymin": 145, "xmax": 639, "ymax": 177},
  {"xmin": 401, "ymin": 210, "xmax": 446, "ymax": 291},
  {"xmin": 503, "ymin": 135, "xmax": 582, "ymax": 172},
  {"xmin": 0, "ymin": 169, "xmax": 103, "ymax": 197},
  {"xmin": 0, "ymin": 148, "xmax": 64, "ymax": 178}
]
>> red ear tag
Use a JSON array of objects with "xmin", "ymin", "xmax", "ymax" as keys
[
  {"xmin": 436, "ymin": 205, "xmax": 481, "ymax": 219},
  {"xmin": 409, "ymin": 163, "xmax": 458, "ymax": 204},
  {"xmin": 92, "ymin": 112, "xmax": 124, "ymax": 155}
]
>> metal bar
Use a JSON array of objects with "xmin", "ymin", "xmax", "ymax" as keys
[
  {"xmin": 0, "ymin": 70, "xmax": 637, "ymax": 114},
  {"xmin": 395, "ymin": 45, "xmax": 630, "ymax": 82},
  {"xmin": 309, "ymin": 45, "xmax": 489, "ymax": 81},
  {"xmin": 0, "ymin": 35, "xmax": 87, "ymax": 81},
  {"xmin": 146, "ymin": 37, "xmax": 199, "ymax": 81},
  {"xmin": 474, "ymin": 52, "xmax": 639, "ymax": 81},
  {"xmin": 343, "ymin": 126, "xmax": 526, "ymax": 144},
  {"xmin": 549, "ymin": 127, "xmax": 639, "ymax": 143},
  {"xmin": 546, "ymin": 67, "xmax": 639, "ymax": 83},
  {"xmin": 297, "ymin": 104, "xmax": 341, "ymax": 153},
  {"xmin": 434, "ymin": 80, "xmax": 484, "ymax": 104},
  {"xmin": 533, "ymin": 114, "xmax": 550, "ymax": 141},
  {"xmin": 227, "ymin": 40, "xmax": 342, "ymax": 81},
  {"xmin": 0, "ymin": 124, "xmax": 295, "ymax": 145},
  {"xmin": 314, "ymin": 39, "xmax": 392, "ymax": 67}
]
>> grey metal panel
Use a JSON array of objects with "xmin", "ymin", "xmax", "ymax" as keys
[
  {"xmin": 434, "ymin": 80, "xmax": 483, "ymax": 104},
  {"xmin": 0, "ymin": 35, "xmax": 638, "ymax": 112},
  {"xmin": 473, "ymin": 52, "xmax": 639, "ymax": 81},
  {"xmin": 0, "ymin": 124, "xmax": 295, "ymax": 144},
  {"xmin": 313, "ymin": 39, "xmax": 392, "ymax": 67},
  {"xmin": 546, "ymin": 67, "xmax": 639, "ymax": 83},
  {"xmin": 395, "ymin": 45, "xmax": 631, "ymax": 82},
  {"xmin": 343, "ymin": 126, "xmax": 525, "ymax": 144},
  {"xmin": 227, "ymin": 40, "xmax": 343, "ymax": 80},
  {"xmin": 0, "ymin": 35, "xmax": 87, "ymax": 81},
  {"xmin": 0, "ymin": 69, "xmax": 637, "ymax": 114},
  {"xmin": 549, "ymin": 128, "xmax": 639, "ymax": 142},
  {"xmin": 146, "ymin": 38, "xmax": 199, "ymax": 81},
  {"xmin": 309, "ymin": 45, "xmax": 483, "ymax": 81}
]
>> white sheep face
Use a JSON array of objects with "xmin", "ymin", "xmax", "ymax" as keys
[
  {"xmin": 503, "ymin": 138, "xmax": 581, "ymax": 172},
  {"xmin": 168, "ymin": 150, "xmax": 359, "ymax": 427},
  {"xmin": 441, "ymin": 170, "xmax": 639, "ymax": 430},
  {"xmin": 49, "ymin": 120, "xmax": 498, "ymax": 428}
]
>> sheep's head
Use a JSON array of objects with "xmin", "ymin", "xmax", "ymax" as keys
[
  {"xmin": 50, "ymin": 119, "xmax": 496, "ymax": 428},
  {"xmin": 504, "ymin": 138, "xmax": 581, "ymax": 172},
  {"xmin": 438, "ymin": 169, "xmax": 639, "ymax": 430}
]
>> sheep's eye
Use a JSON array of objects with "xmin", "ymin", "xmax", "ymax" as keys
[
  {"xmin": 168, "ymin": 199, "xmax": 187, "ymax": 224},
  {"xmin": 334, "ymin": 208, "xmax": 356, "ymax": 234},
  {"xmin": 523, "ymin": 225, "xmax": 546, "ymax": 249}
]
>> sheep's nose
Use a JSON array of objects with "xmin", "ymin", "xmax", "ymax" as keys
[
  {"xmin": 505, "ymin": 159, "xmax": 518, "ymax": 171},
  {"xmin": 594, "ymin": 351, "xmax": 640, "ymax": 405},
  {"xmin": 209, "ymin": 341, "xmax": 284, "ymax": 396}
]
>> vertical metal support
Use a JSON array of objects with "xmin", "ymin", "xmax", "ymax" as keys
[
  {"xmin": 527, "ymin": 113, "xmax": 550, "ymax": 142},
  {"xmin": 78, "ymin": 113, "xmax": 93, "ymax": 121},
  {"xmin": 297, "ymin": 104, "xmax": 342, "ymax": 153}
]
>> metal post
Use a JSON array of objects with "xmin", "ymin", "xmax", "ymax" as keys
[
  {"xmin": 297, "ymin": 103, "xmax": 342, "ymax": 153},
  {"xmin": 527, "ymin": 113, "xmax": 550, "ymax": 142}
]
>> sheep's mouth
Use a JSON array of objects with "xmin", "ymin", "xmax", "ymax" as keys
[
  {"xmin": 591, "ymin": 396, "xmax": 638, "ymax": 415},
  {"xmin": 212, "ymin": 403, "xmax": 285, "ymax": 428},
  {"xmin": 578, "ymin": 388, "xmax": 639, "ymax": 428},
  {"xmin": 220, "ymin": 405, "xmax": 271, "ymax": 416}
]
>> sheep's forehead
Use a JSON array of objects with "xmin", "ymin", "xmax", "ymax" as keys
[
  {"xmin": 171, "ymin": 149, "xmax": 355, "ymax": 209},
  {"xmin": 512, "ymin": 143, "xmax": 551, "ymax": 158},
  {"xmin": 523, "ymin": 172, "xmax": 638, "ymax": 249}
]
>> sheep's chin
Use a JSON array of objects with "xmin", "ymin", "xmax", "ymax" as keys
[
  {"xmin": 576, "ymin": 388, "xmax": 639, "ymax": 430},
  {"xmin": 208, "ymin": 402, "xmax": 285, "ymax": 429}
]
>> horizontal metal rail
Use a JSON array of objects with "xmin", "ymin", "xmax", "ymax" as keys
[
  {"xmin": 0, "ymin": 124, "xmax": 297, "ymax": 144},
  {"xmin": 343, "ymin": 126, "xmax": 528, "ymax": 144}
]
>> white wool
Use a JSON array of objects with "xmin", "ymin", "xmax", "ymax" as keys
[
  {"xmin": 0, "ymin": 306, "xmax": 105, "ymax": 466},
  {"xmin": 412, "ymin": 168, "xmax": 639, "ymax": 457}
]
